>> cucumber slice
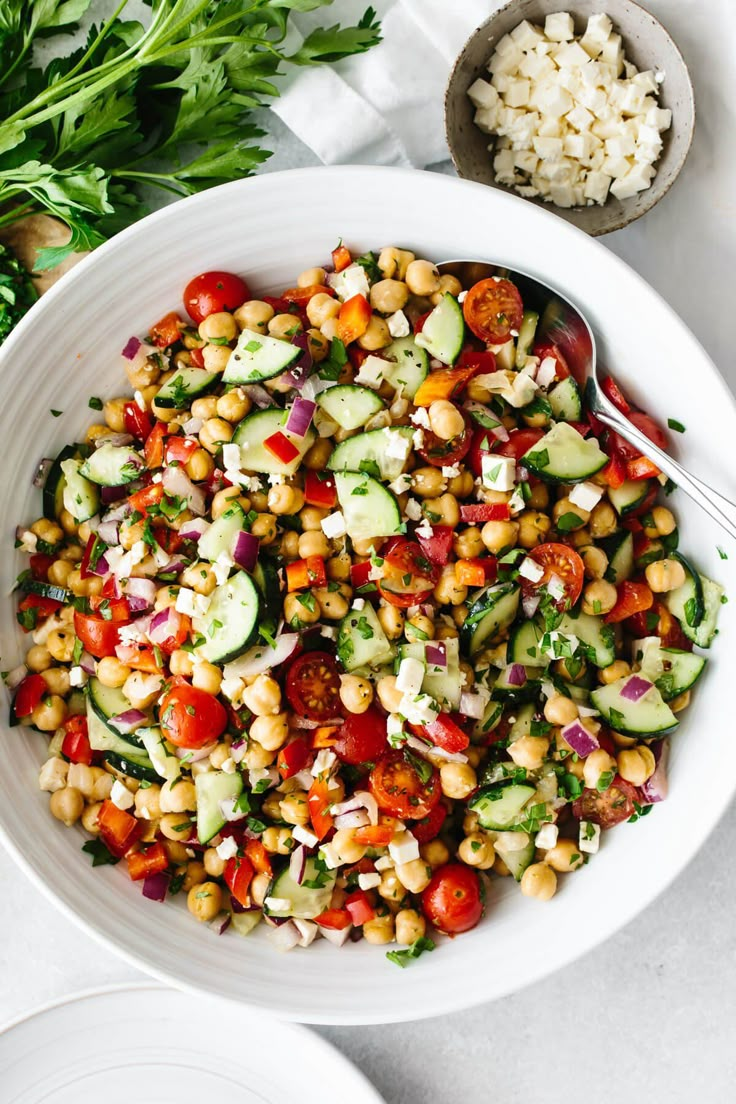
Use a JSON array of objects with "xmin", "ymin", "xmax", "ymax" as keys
[
  {"xmin": 557, "ymin": 609, "xmax": 616, "ymax": 668},
  {"xmin": 80, "ymin": 444, "xmax": 143, "ymax": 487},
  {"xmin": 328, "ymin": 426, "xmax": 414, "ymax": 482},
  {"xmin": 515, "ymin": 311, "xmax": 539, "ymax": 368},
  {"xmin": 491, "ymin": 339, "xmax": 515, "ymax": 371},
  {"xmin": 491, "ymin": 665, "xmax": 540, "ymax": 704},
  {"xmin": 508, "ymin": 702, "xmax": 535, "ymax": 741},
  {"xmin": 334, "ymin": 471, "xmax": 403, "ymax": 543},
  {"xmin": 399, "ymin": 638, "xmax": 462, "ymax": 709},
  {"xmin": 252, "ymin": 558, "xmax": 282, "ymax": 626},
  {"xmin": 223, "ymin": 328, "xmax": 300, "ymax": 384},
  {"xmin": 495, "ymin": 835, "xmax": 535, "ymax": 882},
  {"xmin": 601, "ymin": 530, "xmax": 634, "ymax": 584},
  {"xmin": 521, "ymin": 422, "xmax": 608, "ymax": 483},
  {"xmin": 337, "ymin": 600, "xmax": 395, "ymax": 672},
  {"xmin": 86, "ymin": 703, "xmax": 151, "ymax": 764},
  {"xmin": 380, "ymin": 336, "xmax": 429, "ymax": 399},
  {"xmin": 137, "ymin": 726, "xmax": 181, "ymax": 782},
  {"xmin": 415, "ymin": 294, "xmax": 465, "ymax": 365},
  {"xmin": 192, "ymin": 570, "xmax": 260, "ymax": 663},
  {"xmin": 461, "ymin": 582, "xmax": 520, "ymax": 657},
  {"xmin": 508, "ymin": 619, "xmax": 547, "ymax": 668},
  {"xmin": 663, "ymin": 554, "xmax": 705, "ymax": 629},
  {"xmin": 155, "ymin": 366, "xmax": 219, "ymax": 409},
  {"xmin": 608, "ymin": 479, "xmax": 651, "ymax": 516},
  {"xmin": 88, "ymin": 678, "xmax": 134, "ymax": 726},
  {"xmin": 547, "ymin": 376, "xmax": 582, "ymax": 422},
  {"xmin": 316, "ymin": 384, "xmax": 385, "ymax": 430},
  {"xmin": 43, "ymin": 445, "xmax": 78, "ymax": 520},
  {"xmin": 673, "ymin": 574, "xmax": 724, "ymax": 648},
  {"xmin": 60, "ymin": 458, "xmax": 100, "ymax": 522},
  {"xmin": 20, "ymin": 579, "xmax": 70, "ymax": 604},
  {"xmin": 105, "ymin": 752, "xmax": 159, "ymax": 783},
  {"xmin": 197, "ymin": 502, "xmax": 245, "ymax": 565},
  {"xmin": 230, "ymin": 909, "xmax": 263, "ymax": 938},
  {"xmin": 590, "ymin": 674, "xmax": 678, "ymax": 736},
  {"xmin": 639, "ymin": 644, "xmax": 707, "ymax": 701},
  {"xmin": 232, "ymin": 408, "xmax": 316, "ymax": 476},
  {"xmin": 264, "ymin": 856, "xmax": 337, "ymax": 920},
  {"xmin": 469, "ymin": 783, "xmax": 536, "ymax": 830},
  {"xmin": 471, "ymin": 695, "xmax": 504, "ymax": 742},
  {"xmin": 195, "ymin": 769, "xmax": 243, "ymax": 843}
]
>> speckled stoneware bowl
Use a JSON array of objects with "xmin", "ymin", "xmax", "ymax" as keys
[{"xmin": 445, "ymin": 0, "xmax": 695, "ymax": 234}]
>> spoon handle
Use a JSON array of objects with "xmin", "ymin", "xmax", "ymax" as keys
[{"xmin": 596, "ymin": 410, "xmax": 736, "ymax": 543}]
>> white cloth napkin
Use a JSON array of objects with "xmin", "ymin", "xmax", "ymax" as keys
[{"xmin": 271, "ymin": 0, "xmax": 495, "ymax": 167}]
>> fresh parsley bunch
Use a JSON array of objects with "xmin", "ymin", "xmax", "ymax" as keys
[{"xmin": 0, "ymin": 0, "xmax": 381, "ymax": 275}]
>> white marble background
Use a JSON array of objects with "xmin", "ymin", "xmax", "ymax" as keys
[{"xmin": 2, "ymin": 2, "xmax": 736, "ymax": 1100}]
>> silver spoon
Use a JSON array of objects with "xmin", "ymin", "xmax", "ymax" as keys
[{"xmin": 438, "ymin": 259, "xmax": 736, "ymax": 542}]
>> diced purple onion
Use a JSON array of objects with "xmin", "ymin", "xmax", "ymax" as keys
[
  {"xmin": 156, "ymin": 556, "xmax": 188, "ymax": 579},
  {"xmin": 102, "ymin": 482, "xmax": 130, "ymax": 504},
  {"xmin": 96, "ymin": 520, "xmax": 120, "ymax": 545},
  {"xmin": 122, "ymin": 577, "xmax": 157, "ymax": 611},
  {"xmin": 536, "ymin": 356, "xmax": 557, "ymax": 390},
  {"xmin": 289, "ymin": 844, "xmax": 307, "ymax": 885},
  {"xmin": 516, "ymin": 465, "xmax": 530, "ymax": 483},
  {"xmin": 333, "ymin": 809, "xmax": 371, "ymax": 830},
  {"xmin": 522, "ymin": 593, "xmax": 541, "ymax": 618},
  {"xmin": 15, "ymin": 525, "xmax": 35, "ymax": 548},
  {"xmin": 122, "ymin": 336, "xmax": 142, "ymax": 360},
  {"xmin": 230, "ymin": 739, "xmax": 247, "ymax": 765},
  {"xmin": 490, "ymin": 423, "xmax": 510, "ymax": 443},
  {"xmin": 459, "ymin": 692, "xmax": 486, "ymax": 720},
  {"xmin": 102, "ymin": 501, "xmax": 131, "ymax": 523},
  {"xmin": 233, "ymin": 530, "xmax": 260, "ymax": 573},
  {"xmin": 210, "ymin": 913, "xmax": 232, "ymax": 936},
  {"xmin": 280, "ymin": 332, "xmax": 314, "ymax": 390},
  {"xmin": 180, "ymin": 416, "xmax": 203, "ymax": 435},
  {"xmin": 291, "ymin": 714, "xmax": 343, "ymax": 730},
  {"xmin": 291, "ymin": 768, "xmax": 315, "ymax": 791},
  {"xmin": 108, "ymin": 709, "xmax": 148, "ymax": 734},
  {"xmin": 560, "ymin": 719, "xmax": 600, "ymax": 758},
  {"xmin": 142, "ymin": 871, "xmax": 169, "ymax": 901},
  {"xmin": 180, "ymin": 517, "xmax": 210, "ymax": 542},
  {"xmin": 219, "ymin": 795, "xmax": 246, "ymax": 821},
  {"xmin": 293, "ymin": 918, "xmax": 319, "ymax": 948},
  {"xmin": 223, "ymin": 633, "xmax": 299, "ymax": 680},
  {"xmin": 620, "ymin": 675, "xmax": 653, "ymax": 702},
  {"xmin": 330, "ymin": 791, "xmax": 379, "ymax": 825},
  {"xmin": 640, "ymin": 739, "xmax": 669, "ymax": 803},
  {"xmin": 285, "ymin": 396, "xmax": 316, "ymax": 438},
  {"xmin": 425, "ymin": 641, "xmax": 447, "ymax": 668},
  {"xmin": 33, "ymin": 458, "xmax": 53, "ymax": 488},
  {"xmin": 268, "ymin": 920, "xmax": 300, "ymax": 951},
  {"xmin": 506, "ymin": 663, "xmax": 527, "ymax": 687},
  {"xmin": 90, "ymin": 553, "xmax": 109, "ymax": 578},
  {"xmin": 149, "ymin": 606, "xmax": 178, "ymax": 645},
  {"xmin": 5, "ymin": 664, "xmax": 28, "ymax": 691},
  {"xmin": 162, "ymin": 466, "xmax": 206, "ymax": 516},
  {"xmin": 79, "ymin": 651, "xmax": 97, "ymax": 676},
  {"xmin": 242, "ymin": 384, "xmax": 272, "ymax": 409},
  {"xmin": 404, "ymin": 733, "xmax": 467, "ymax": 764},
  {"xmin": 94, "ymin": 432, "xmax": 135, "ymax": 449},
  {"xmin": 175, "ymin": 742, "xmax": 215, "ymax": 763},
  {"xmin": 319, "ymin": 923, "xmax": 352, "ymax": 947}
]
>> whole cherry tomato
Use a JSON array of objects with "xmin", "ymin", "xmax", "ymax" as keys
[
  {"xmin": 333, "ymin": 706, "xmax": 388, "ymax": 765},
  {"xmin": 183, "ymin": 271, "xmax": 250, "ymax": 324},
  {"xmin": 159, "ymin": 682, "xmax": 227, "ymax": 749},
  {"xmin": 422, "ymin": 864, "xmax": 483, "ymax": 934}
]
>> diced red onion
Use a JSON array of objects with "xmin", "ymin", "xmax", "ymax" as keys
[
  {"xmin": 331, "ymin": 791, "xmax": 379, "ymax": 825},
  {"xmin": 219, "ymin": 794, "xmax": 246, "ymax": 820},
  {"xmin": 516, "ymin": 465, "xmax": 530, "ymax": 483},
  {"xmin": 334, "ymin": 809, "xmax": 371, "ymax": 829},
  {"xmin": 267, "ymin": 919, "xmax": 301, "ymax": 951},
  {"xmin": 149, "ymin": 606, "xmax": 178, "ymax": 645},
  {"xmin": 620, "ymin": 675, "xmax": 653, "ymax": 702},
  {"xmin": 174, "ymin": 742, "xmax": 215, "ymax": 763},
  {"xmin": 459, "ymin": 692, "xmax": 486, "ymax": 720},
  {"xmin": 180, "ymin": 416, "xmax": 203, "ymax": 435},
  {"xmin": 280, "ymin": 332, "xmax": 314, "ymax": 390},
  {"xmin": 404, "ymin": 733, "xmax": 468, "ymax": 764},
  {"xmin": 289, "ymin": 844, "xmax": 307, "ymax": 885},
  {"xmin": 291, "ymin": 768, "xmax": 315, "ymax": 791},
  {"xmin": 535, "ymin": 356, "xmax": 557, "ymax": 390},
  {"xmin": 180, "ymin": 517, "xmax": 210, "ymax": 541},
  {"xmin": 561, "ymin": 719, "xmax": 600, "ymax": 758},
  {"xmin": 102, "ymin": 501, "xmax": 131, "ymax": 523},
  {"xmin": 285, "ymin": 397, "xmax": 316, "ymax": 438},
  {"xmin": 210, "ymin": 913, "xmax": 231, "ymax": 936},
  {"xmin": 293, "ymin": 918, "xmax": 319, "ymax": 948},
  {"xmin": 122, "ymin": 577, "xmax": 156, "ymax": 611},
  {"xmin": 5, "ymin": 664, "xmax": 28, "ymax": 691},
  {"xmin": 156, "ymin": 556, "xmax": 188, "ymax": 579},
  {"xmin": 319, "ymin": 923, "xmax": 353, "ymax": 947},
  {"xmin": 223, "ymin": 634, "xmax": 299, "ymax": 680},
  {"xmin": 108, "ymin": 708, "xmax": 147, "ymax": 734},
  {"xmin": 291, "ymin": 714, "xmax": 343, "ymax": 730},
  {"xmin": 640, "ymin": 739, "xmax": 669, "ymax": 803},
  {"xmin": 301, "ymin": 376, "xmax": 335, "ymax": 402},
  {"xmin": 231, "ymin": 897, "xmax": 261, "ymax": 914},
  {"xmin": 230, "ymin": 739, "xmax": 247, "ymax": 765},
  {"xmin": 522, "ymin": 593, "xmax": 541, "ymax": 618},
  {"xmin": 15, "ymin": 525, "xmax": 36, "ymax": 549},
  {"xmin": 33, "ymin": 458, "xmax": 54, "ymax": 488},
  {"xmin": 142, "ymin": 871, "xmax": 168, "ymax": 901},
  {"xmin": 490, "ymin": 424, "xmax": 510, "ymax": 443},
  {"xmin": 89, "ymin": 553, "xmax": 109, "ymax": 578},
  {"xmin": 506, "ymin": 663, "xmax": 527, "ymax": 687},
  {"xmin": 79, "ymin": 651, "xmax": 97, "ymax": 676},
  {"xmin": 425, "ymin": 641, "xmax": 447, "ymax": 668},
  {"xmin": 162, "ymin": 466, "xmax": 206, "ymax": 516},
  {"xmin": 96, "ymin": 520, "xmax": 120, "ymax": 545},
  {"xmin": 122, "ymin": 336, "xmax": 142, "ymax": 360},
  {"xmin": 242, "ymin": 384, "xmax": 272, "ymax": 408},
  {"xmin": 233, "ymin": 530, "xmax": 260, "ymax": 573},
  {"xmin": 94, "ymin": 432, "xmax": 134, "ymax": 449}
]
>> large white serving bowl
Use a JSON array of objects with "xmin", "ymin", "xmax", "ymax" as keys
[{"xmin": 0, "ymin": 167, "xmax": 733, "ymax": 1024}]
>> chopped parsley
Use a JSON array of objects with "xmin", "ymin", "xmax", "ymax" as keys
[
  {"xmin": 386, "ymin": 937, "xmax": 436, "ymax": 968},
  {"xmin": 81, "ymin": 839, "xmax": 119, "ymax": 867},
  {"xmin": 667, "ymin": 418, "xmax": 686, "ymax": 433}
]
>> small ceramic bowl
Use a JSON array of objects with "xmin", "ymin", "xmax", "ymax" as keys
[{"xmin": 445, "ymin": 0, "xmax": 695, "ymax": 234}]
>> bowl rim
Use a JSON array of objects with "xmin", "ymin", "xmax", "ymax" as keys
[
  {"xmin": 0, "ymin": 165, "xmax": 734, "ymax": 1024},
  {"xmin": 444, "ymin": 0, "xmax": 696, "ymax": 235}
]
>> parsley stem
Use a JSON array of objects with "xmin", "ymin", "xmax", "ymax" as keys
[{"xmin": 61, "ymin": 0, "xmax": 133, "ymax": 85}]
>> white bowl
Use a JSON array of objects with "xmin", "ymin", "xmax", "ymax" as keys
[{"xmin": 1, "ymin": 166, "xmax": 734, "ymax": 1024}]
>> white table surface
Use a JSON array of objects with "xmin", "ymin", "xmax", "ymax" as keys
[{"xmin": 2, "ymin": 2, "xmax": 735, "ymax": 1100}]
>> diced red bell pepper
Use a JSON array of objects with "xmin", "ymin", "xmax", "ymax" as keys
[
  {"xmin": 459, "ymin": 502, "xmax": 510, "ymax": 523},
  {"xmin": 626, "ymin": 455, "xmax": 661, "ymax": 481},
  {"xmin": 128, "ymin": 483, "xmax": 164, "ymax": 516},
  {"xmin": 345, "ymin": 889, "xmax": 376, "ymax": 926},
  {"xmin": 416, "ymin": 525, "xmax": 454, "ymax": 566},
  {"xmin": 124, "ymin": 401, "xmax": 153, "ymax": 442},
  {"xmin": 348, "ymin": 345, "xmax": 369, "ymax": 372},
  {"xmin": 150, "ymin": 311, "xmax": 184, "ymax": 348},
  {"xmin": 189, "ymin": 346, "xmax": 206, "ymax": 368},
  {"xmin": 353, "ymin": 823, "xmax": 395, "ymax": 847},
  {"xmin": 418, "ymin": 714, "xmax": 469, "ymax": 754},
  {"xmin": 413, "ymin": 364, "xmax": 480, "ymax": 407},
  {"xmin": 61, "ymin": 715, "xmax": 93, "ymax": 765},
  {"xmin": 79, "ymin": 533, "xmax": 106, "ymax": 579},
  {"xmin": 312, "ymin": 725, "xmax": 340, "ymax": 749},
  {"xmin": 601, "ymin": 454, "xmax": 626, "ymax": 489},
  {"xmin": 165, "ymin": 435, "xmax": 199, "ymax": 465},
  {"xmin": 285, "ymin": 555, "xmax": 327, "ymax": 591},
  {"xmin": 308, "ymin": 777, "xmax": 334, "ymax": 841},
  {"xmin": 604, "ymin": 580, "xmax": 654, "ymax": 624},
  {"xmin": 332, "ymin": 244, "xmax": 352, "ymax": 272},
  {"xmin": 277, "ymin": 737, "xmax": 311, "ymax": 779},
  {"xmin": 17, "ymin": 594, "xmax": 61, "ymax": 631},
  {"xmin": 98, "ymin": 799, "xmax": 140, "ymax": 857},
  {"xmin": 601, "ymin": 375, "xmax": 631, "ymax": 415},
  {"xmin": 350, "ymin": 560, "xmax": 374, "ymax": 590},
  {"xmin": 126, "ymin": 841, "xmax": 169, "ymax": 881},
  {"xmin": 455, "ymin": 558, "xmax": 495, "ymax": 587},
  {"xmin": 414, "ymin": 310, "xmax": 431, "ymax": 334},
  {"xmin": 263, "ymin": 430, "xmax": 299, "ymax": 465},
  {"xmin": 13, "ymin": 674, "xmax": 47, "ymax": 718},
  {"xmin": 29, "ymin": 553, "xmax": 54, "ymax": 580},
  {"xmin": 314, "ymin": 907, "xmax": 352, "ymax": 930},
  {"xmin": 115, "ymin": 642, "xmax": 163, "ymax": 673},
  {"xmin": 244, "ymin": 839, "xmax": 272, "ymax": 876},
  {"xmin": 224, "ymin": 853, "xmax": 255, "ymax": 907},
  {"xmin": 337, "ymin": 294, "xmax": 371, "ymax": 346},
  {"xmin": 282, "ymin": 285, "xmax": 334, "ymax": 304},
  {"xmin": 144, "ymin": 421, "xmax": 168, "ymax": 468},
  {"xmin": 304, "ymin": 470, "xmax": 337, "ymax": 509},
  {"xmin": 456, "ymin": 348, "xmax": 497, "ymax": 373}
]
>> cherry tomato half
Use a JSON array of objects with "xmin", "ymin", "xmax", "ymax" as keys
[
  {"xmin": 73, "ymin": 610, "xmax": 130, "ymax": 659},
  {"xmin": 522, "ymin": 542, "xmax": 585, "ymax": 609},
  {"xmin": 333, "ymin": 706, "xmax": 388, "ymax": 765},
  {"xmin": 462, "ymin": 277, "xmax": 523, "ymax": 344},
  {"xmin": 604, "ymin": 580, "xmax": 653, "ymax": 624},
  {"xmin": 607, "ymin": 411, "xmax": 668, "ymax": 462},
  {"xmin": 627, "ymin": 600, "xmax": 692, "ymax": 651},
  {"xmin": 417, "ymin": 408, "xmax": 473, "ymax": 469},
  {"xmin": 159, "ymin": 682, "xmax": 227, "ymax": 750},
  {"xmin": 183, "ymin": 271, "xmax": 250, "ymax": 324},
  {"xmin": 285, "ymin": 651, "xmax": 342, "ymax": 723},
  {"xmin": 410, "ymin": 801, "xmax": 447, "ymax": 844},
  {"xmin": 377, "ymin": 537, "xmax": 439, "ymax": 608},
  {"xmin": 572, "ymin": 776, "xmax": 638, "ymax": 828},
  {"xmin": 368, "ymin": 750, "xmax": 441, "ymax": 820},
  {"xmin": 467, "ymin": 427, "xmax": 544, "ymax": 478},
  {"xmin": 422, "ymin": 864, "xmax": 483, "ymax": 935}
]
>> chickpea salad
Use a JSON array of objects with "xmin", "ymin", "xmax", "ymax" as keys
[{"xmin": 7, "ymin": 246, "xmax": 724, "ymax": 962}]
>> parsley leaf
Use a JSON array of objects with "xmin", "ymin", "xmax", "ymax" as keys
[{"xmin": 386, "ymin": 936, "xmax": 436, "ymax": 968}]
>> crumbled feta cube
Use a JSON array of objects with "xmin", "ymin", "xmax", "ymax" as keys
[
  {"xmin": 508, "ymin": 486, "xmax": 526, "ymax": 515},
  {"xmin": 409, "ymin": 407, "xmax": 431, "ymax": 429},
  {"xmin": 610, "ymin": 163, "xmax": 654, "ymax": 199},
  {"xmin": 505, "ymin": 77, "xmax": 531, "ymax": 108},
  {"xmin": 39, "ymin": 758, "xmax": 69, "ymax": 793},
  {"xmin": 374, "ymin": 855, "xmax": 394, "ymax": 872},
  {"xmin": 544, "ymin": 12, "xmax": 574, "ymax": 42},
  {"xmin": 518, "ymin": 556, "xmax": 545, "ymax": 583},
  {"xmin": 354, "ymin": 354, "xmax": 386, "ymax": 390},
  {"xmin": 220, "ymin": 756, "xmax": 236, "ymax": 774},
  {"xmin": 532, "ymin": 135, "xmax": 564, "ymax": 160},
  {"xmin": 320, "ymin": 511, "xmax": 347, "ymax": 540},
  {"xmin": 401, "ymin": 692, "xmax": 439, "ymax": 726},
  {"xmin": 216, "ymin": 836, "xmax": 239, "ymax": 860},
  {"xmin": 384, "ymin": 429, "xmax": 412, "ymax": 463},
  {"xmin": 535, "ymin": 823, "xmax": 559, "ymax": 850},
  {"xmin": 221, "ymin": 442, "xmax": 242, "ymax": 472},
  {"xmin": 388, "ymin": 473, "xmax": 412, "ymax": 495},
  {"xmin": 387, "ymin": 713, "xmax": 405, "ymax": 740},
  {"xmin": 580, "ymin": 12, "xmax": 612, "ymax": 57},
  {"xmin": 319, "ymin": 844, "xmax": 341, "ymax": 870},
  {"xmin": 293, "ymin": 825, "xmax": 319, "ymax": 848},
  {"xmin": 511, "ymin": 19, "xmax": 545, "ymax": 51},
  {"xmin": 579, "ymin": 820, "xmax": 601, "ymax": 854},
  {"xmin": 583, "ymin": 170, "xmax": 612, "ymax": 204},
  {"xmin": 412, "ymin": 428, "xmax": 425, "ymax": 451},
  {"xmin": 358, "ymin": 872, "xmax": 382, "ymax": 890},
  {"xmin": 220, "ymin": 676, "xmax": 245, "ymax": 703},
  {"xmin": 175, "ymin": 587, "xmax": 197, "ymax": 617},
  {"xmin": 388, "ymin": 830, "xmax": 420, "ymax": 865},
  {"xmin": 192, "ymin": 592, "xmax": 212, "ymax": 618},
  {"xmin": 467, "ymin": 77, "xmax": 499, "ymax": 110},
  {"xmin": 404, "ymin": 497, "xmax": 423, "ymax": 521},
  {"xmin": 134, "ymin": 389, "xmax": 146, "ymax": 412},
  {"xmin": 212, "ymin": 551, "xmax": 234, "ymax": 586},
  {"xmin": 319, "ymin": 625, "xmax": 337, "ymax": 640},
  {"xmin": 386, "ymin": 310, "xmax": 410, "ymax": 339},
  {"xmin": 441, "ymin": 463, "xmax": 462, "ymax": 478},
  {"xmin": 327, "ymin": 263, "xmax": 370, "ymax": 303},
  {"xmin": 547, "ymin": 575, "xmax": 568, "ymax": 603},
  {"xmin": 264, "ymin": 897, "xmax": 292, "ymax": 911},
  {"xmin": 568, "ymin": 481, "xmax": 603, "ymax": 511},
  {"xmin": 396, "ymin": 657, "xmax": 425, "ymax": 698},
  {"xmin": 68, "ymin": 665, "xmax": 87, "ymax": 688},
  {"xmin": 481, "ymin": 453, "xmax": 516, "ymax": 492},
  {"xmin": 110, "ymin": 780, "xmax": 134, "ymax": 811}
]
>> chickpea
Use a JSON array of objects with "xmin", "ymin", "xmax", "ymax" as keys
[
  {"xmin": 395, "ymin": 908, "xmax": 426, "ymax": 945},
  {"xmin": 373, "ymin": 676, "xmax": 400, "ymax": 714},
  {"xmin": 458, "ymin": 833, "xmax": 495, "ymax": 869},
  {"xmin": 211, "ymin": 486, "xmax": 242, "ymax": 519},
  {"xmin": 439, "ymin": 762, "xmax": 477, "ymax": 800},
  {"xmin": 242, "ymin": 674, "xmax": 281, "ymax": 716},
  {"xmin": 124, "ymin": 672, "xmax": 164, "ymax": 710},
  {"xmin": 269, "ymin": 313, "xmax": 302, "ymax": 340},
  {"xmin": 39, "ymin": 668, "xmax": 69, "ymax": 697},
  {"xmin": 598, "ymin": 660, "xmax": 631, "ymax": 685},
  {"xmin": 96, "ymin": 656, "xmax": 132, "ymax": 689},
  {"xmin": 191, "ymin": 395, "xmax": 219, "ymax": 420},
  {"xmin": 26, "ymin": 644, "xmax": 52, "ymax": 673},
  {"xmin": 670, "ymin": 690, "xmax": 691, "ymax": 713},
  {"xmin": 326, "ymin": 552, "xmax": 352, "ymax": 582},
  {"xmin": 134, "ymin": 783, "xmax": 162, "ymax": 821},
  {"xmin": 545, "ymin": 839, "xmax": 585, "ymax": 872},
  {"xmin": 579, "ymin": 544, "xmax": 608, "ymax": 580},
  {"xmin": 81, "ymin": 802, "xmax": 102, "ymax": 835},
  {"xmin": 158, "ymin": 778, "xmax": 196, "ymax": 814},
  {"xmin": 233, "ymin": 299, "xmax": 274, "ymax": 333},
  {"xmin": 430, "ymin": 273, "xmax": 462, "ymax": 305},
  {"xmin": 410, "ymin": 468, "xmax": 445, "ymax": 499},
  {"xmin": 377, "ymin": 870, "xmax": 405, "ymax": 903},
  {"xmin": 424, "ymin": 493, "xmax": 460, "ymax": 530},
  {"xmin": 405, "ymin": 614, "xmax": 435, "ymax": 643},
  {"xmin": 588, "ymin": 500, "xmax": 618, "ymax": 539},
  {"xmin": 199, "ymin": 311, "xmax": 237, "ymax": 342},
  {"xmin": 645, "ymin": 558, "xmax": 686, "ymax": 593},
  {"xmin": 447, "ymin": 470, "xmax": 474, "ymax": 500},
  {"xmin": 481, "ymin": 519, "xmax": 519, "ymax": 554},
  {"xmin": 247, "ymin": 871, "xmax": 269, "ymax": 909},
  {"xmin": 552, "ymin": 496, "xmax": 589, "ymax": 530},
  {"xmin": 363, "ymin": 911, "xmax": 396, "ymax": 945},
  {"xmin": 327, "ymin": 828, "xmax": 366, "ymax": 865},
  {"xmin": 650, "ymin": 506, "xmax": 676, "ymax": 537},
  {"xmin": 370, "ymin": 279, "xmax": 409, "ymax": 315},
  {"xmin": 192, "ymin": 660, "xmax": 222, "ymax": 696},
  {"xmin": 300, "ymin": 505, "xmax": 329, "ymax": 532},
  {"xmin": 377, "ymin": 603, "xmax": 405, "ymax": 640},
  {"xmin": 515, "ymin": 510, "xmax": 550, "ymax": 550},
  {"xmin": 427, "ymin": 400, "xmax": 465, "ymax": 441},
  {"xmin": 280, "ymin": 791, "xmax": 310, "ymax": 826},
  {"xmin": 377, "ymin": 247, "xmax": 415, "ymax": 280},
  {"xmin": 582, "ymin": 748, "xmax": 617, "ymax": 789},
  {"xmin": 163, "ymin": 840, "xmax": 189, "ymax": 865},
  {"xmin": 199, "ymin": 417, "xmax": 233, "ymax": 453},
  {"xmin": 428, "ymin": 565, "xmax": 463, "ymax": 609},
  {"xmin": 250, "ymin": 713, "xmax": 289, "ymax": 752},
  {"xmin": 169, "ymin": 649, "xmax": 194, "ymax": 678},
  {"xmin": 251, "ymin": 513, "xmax": 278, "ymax": 544},
  {"xmin": 617, "ymin": 745, "xmax": 656, "ymax": 786},
  {"xmin": 307, "ymin": 293, "xmax": 340, "ymax": 328},
  {"xmin": 268, "ymin": 483, "xmax": 304, "ymax": 516},
  {"xmin": 29, "ymin": 517, "xmax": 63, "ymax": 546},
  {"xmin": 296, "ymin": 532, "xmax": 329, "ymax": 562},
  {"xmin": 405, "ymin": 259, "xmax": 441, "ymax": 297},
  {"xmin": 90, "ymin": 768, "xmax": 113, "ymax": 802},
  {"xmin": 339, "ymin": 674, "xmax": 374, "ymax": 714},
  {"xmin": 49, "ymin": 786, "xmax": 84, "ymax": 827},
  {"xmin": 125, "ymin": 352, "xmax": 161, "ymax": 390},
  {"xmin": 179, "ymin": 562, "xmax": 217, "ymax": 597},
  {"xmin": 520, "ymin": 862, "xmax": 558, "ymax": 901},
  {"xmin": 119, "ymin": 519, "xmax": 145, "ymax": 552},
  {"xmin": 582, "ymin": 578, "xmax": 618, "ymax": 616},
  {"xmin": 358, "ymin": 314, "xmax": 391, "ymax": 351},
  {"xmin": 306, "ymin": 328, "xmax": 329, "ymax": 363},
  {"xmin": 315, "ymin": 588, "xmax": 349, "ymax": 620},
  {"xmin": 187, "ymin": 881, "xmax": 223, "ymax": 923},
  {"xmin": 261, "ymin": 827, "xmax": 294, "ymax": 856},
  {"xmin": 284, "ymin": 592, "xmax": 320, "ymax": 626},
  {"xmin": 544, "ymin": 693, "xmax": 578, "ymax": 727},
  {"xmin": 32, "ymin": 695, "xmax": 67, "ymax": 732},
  {"xmin": 395, "ymin": 859, "xmax": 432, "ymax": 894},
  {"xmin": 295, "ymin": 266, "xmax": 325, "ymax": 287},
  {"xmin": 47, "ymin": 559, "xmax": 72, "ymax": 588},
  {"xmin": 508, "ymin": 734, "xmax": 551, "ymax": 770},
  {"xmin": 421, "ymin": 839, "xmax": 450, "ymax": 869},
  {"xmin": 201, "ymin": 344, "xmax": 230, "ymax": 372},
  {"xmin": 216, "ymin": 388, "xmax": 251, "ymax": 424},
  {"xmin": 453, "ymin": 526, "xmax": 484, "ymax": 560}
]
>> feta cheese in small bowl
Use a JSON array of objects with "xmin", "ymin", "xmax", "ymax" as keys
[{"xmin": 445, "ymin": 0, "xmax": 694, "ymax": 234}]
